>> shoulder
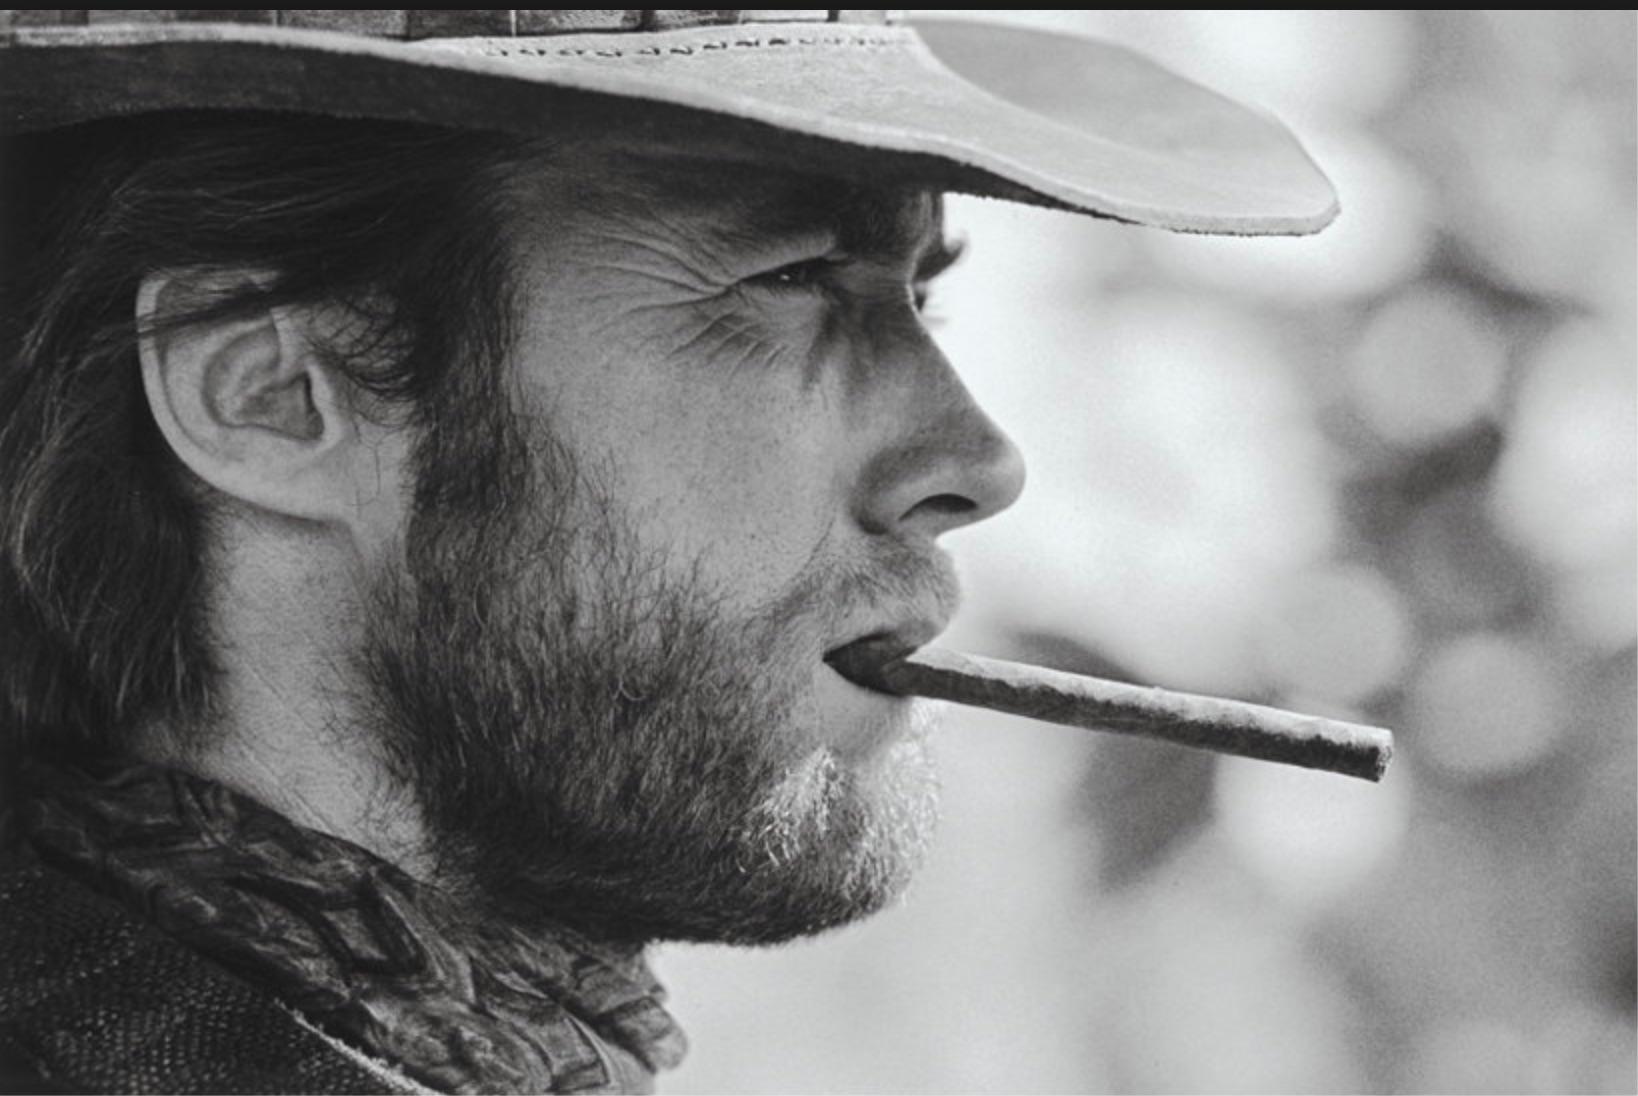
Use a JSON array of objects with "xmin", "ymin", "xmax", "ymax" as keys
[{"xmin": 0, "ymin": 854, "xmax": 428, "ymax": 1095}]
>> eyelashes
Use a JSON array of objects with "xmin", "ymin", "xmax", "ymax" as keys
[
  {"xmin": 746, "ymin": 256, "xmax": 941, "ymax": 314},
  {"xmin": 747, "ymin": 256, "xmax": 842, "ymax": 294}
]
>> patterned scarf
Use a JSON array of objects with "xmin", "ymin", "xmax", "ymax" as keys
[{"xmin": 11, "ymin": 761, "xmax": 688, "ymax": 1095}]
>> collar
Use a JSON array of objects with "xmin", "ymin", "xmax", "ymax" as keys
[{"xmin": 13, "ymin": 760, "xmax": 688, "ymax": 1094}]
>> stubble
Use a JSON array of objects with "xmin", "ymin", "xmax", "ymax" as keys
[{"xmin": 353, "ymin": 409, "xmax": 941, "ymax": 946}]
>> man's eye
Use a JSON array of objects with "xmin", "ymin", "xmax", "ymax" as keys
[
  {"xmin": 749, "ymin": 258, "xmax": 834, "ymax": 293},
  {"xmin": 748, "ymin": 258, "xmax": 942, "ymax": 321}
]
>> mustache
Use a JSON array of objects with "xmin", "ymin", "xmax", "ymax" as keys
[{"xmin": 753, "ymin": 536, "xmax": 962, "ymax": 646}]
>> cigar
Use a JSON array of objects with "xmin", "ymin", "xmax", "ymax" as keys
[{"xmin": 830, "ymin": 645, "xmax": 1394, "ymax": 782}]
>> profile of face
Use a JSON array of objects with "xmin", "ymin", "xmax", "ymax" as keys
[{"xmin": 356, "ymin": 141, "xmax": 1026, "ymax": 945}]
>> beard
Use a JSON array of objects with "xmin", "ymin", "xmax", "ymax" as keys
[{"xmin": 353, "ymin": 401, "xmax": 950, "ymax": 946}]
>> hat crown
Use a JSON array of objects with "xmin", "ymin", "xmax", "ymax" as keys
[{"xmin": 2, "ymin": 10, "xmax": 897, "ymax": 38}]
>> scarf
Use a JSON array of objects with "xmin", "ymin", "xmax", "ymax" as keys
[{"xmin": 11, "ymin": 761, "xmax": 688, "ymax": 1095}]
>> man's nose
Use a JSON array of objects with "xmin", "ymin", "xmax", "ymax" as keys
[{"xmin": 852, "ymin": 352, "xmax": 1027, "ymax": 541}]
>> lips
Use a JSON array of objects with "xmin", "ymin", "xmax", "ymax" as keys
[
  {"xmin": 824, "ymin": 617, "xmax": 945, "ymax": 692},
  {"xmin": 825, "ymin": 635, "xmax": 912, "ymax": 690},
  {"xmin": 820, "ymin": 549, "xmax": 960, "ymax": 694}
]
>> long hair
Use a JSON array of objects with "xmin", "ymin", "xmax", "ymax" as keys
[{"xmin": 0, "ymin": 111, "xmax": 531, "ymax": 767}]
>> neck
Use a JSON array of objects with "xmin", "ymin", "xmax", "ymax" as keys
[{"xmin": 132, "ymin": 522, "xmax": 436, "ymax": 880}]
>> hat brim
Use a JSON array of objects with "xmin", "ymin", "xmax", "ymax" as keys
[{"xmin": 0, "ymin": 18, "xmax": 1338, "ymax": 236}]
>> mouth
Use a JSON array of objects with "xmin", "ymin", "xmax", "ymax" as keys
[{"xmin": 823, "ymin": 630, "xmax": 932, "ymax": 696}]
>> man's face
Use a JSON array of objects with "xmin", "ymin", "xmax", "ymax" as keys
[{"xmin": 359, "ymin": 142, "xmax": 1025, "ymax": 944}]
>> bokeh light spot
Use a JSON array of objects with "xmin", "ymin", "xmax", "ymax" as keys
[
  {"xmin": 1442, "ymin": 80, "xmax": 1636, "ymax": 304},
  {"xmin": 1409, "ymin": 632, "xmax": 1570, "ymax": 780},
  {"xmin": 1491, "ymin": 320, "xmax": 1637, "ymax": 573},
  {"xmin": 1253, "ymin": 563, "xmax": 1414, "ymax": 703},
  {"xmin": 1215, "ymin": 749, "xmax": 1410, "ymax": 913},
  {"xmin": 1346, "ymin": 286, "xmax": 1509, "ymax": 448}
]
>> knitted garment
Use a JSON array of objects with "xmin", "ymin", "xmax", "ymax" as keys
[
  {"xmin": 0, "ymin": 854, "xmax": 429, "ymax": 1094},
  {"xmin": 6, "ymin": 761, "xmax": 687, "ymax": 1094}
]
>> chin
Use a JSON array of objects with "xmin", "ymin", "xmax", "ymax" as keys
[
  {"xmin": 696, "ymin": 724, "xmax": 944, "ymax": 946},
  {"xmin": 407, "ymin": 687, "xmax": 945, "ymax": 949}
]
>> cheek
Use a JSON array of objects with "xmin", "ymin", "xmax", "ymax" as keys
[
  {"xmin": 648, "ymin": 392, "xmax": 841, "ymax": 598},
  {"xmin": 519, "ymin": 307, "xmax": 848, "ymax": 602}
]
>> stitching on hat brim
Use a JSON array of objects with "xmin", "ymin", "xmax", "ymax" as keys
[{"xmin": 454, "ymin": 32, "xmax": 908, "ymax": 59}]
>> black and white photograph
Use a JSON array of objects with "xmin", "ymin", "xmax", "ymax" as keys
[{"xmin": 1, "ymin": 10, "xmax": 1633, "ymax": 1095}]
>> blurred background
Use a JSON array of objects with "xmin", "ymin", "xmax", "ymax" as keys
[{"xmin": 660, "ymin": 11, "xmax": 1637, "ymax": 1093}]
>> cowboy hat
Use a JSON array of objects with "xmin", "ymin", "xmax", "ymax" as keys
[{"xmin": 0, "ymin": 10, "xmax": 1337, "ymax": 236}]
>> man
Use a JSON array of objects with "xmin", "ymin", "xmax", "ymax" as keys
[{"xmin": 0, "ymin": 10, "xmax": 1336, "ymax": 1093}]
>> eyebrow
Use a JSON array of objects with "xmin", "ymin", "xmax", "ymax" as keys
[
  {"xmin": 831, "ymin": 187, "xmax": 944, "ymax": 267},
  {"xmin": 608, "ymin": 148, "xmax": 957, "ymax": 274}
]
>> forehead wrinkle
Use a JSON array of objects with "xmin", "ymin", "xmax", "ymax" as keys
[{"xmin": 598, "ymin": 149, "xmax": 942, "ymax": 266}]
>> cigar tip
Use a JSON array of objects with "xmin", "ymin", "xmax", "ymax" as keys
[{"xmin": 1369, "ymin": 733, "xmax": 1395, "ymax": 782}]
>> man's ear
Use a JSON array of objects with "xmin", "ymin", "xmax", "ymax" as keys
[{"xmin": 136, "ymin": 271, "xmax": 398, "ymax": 540}]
